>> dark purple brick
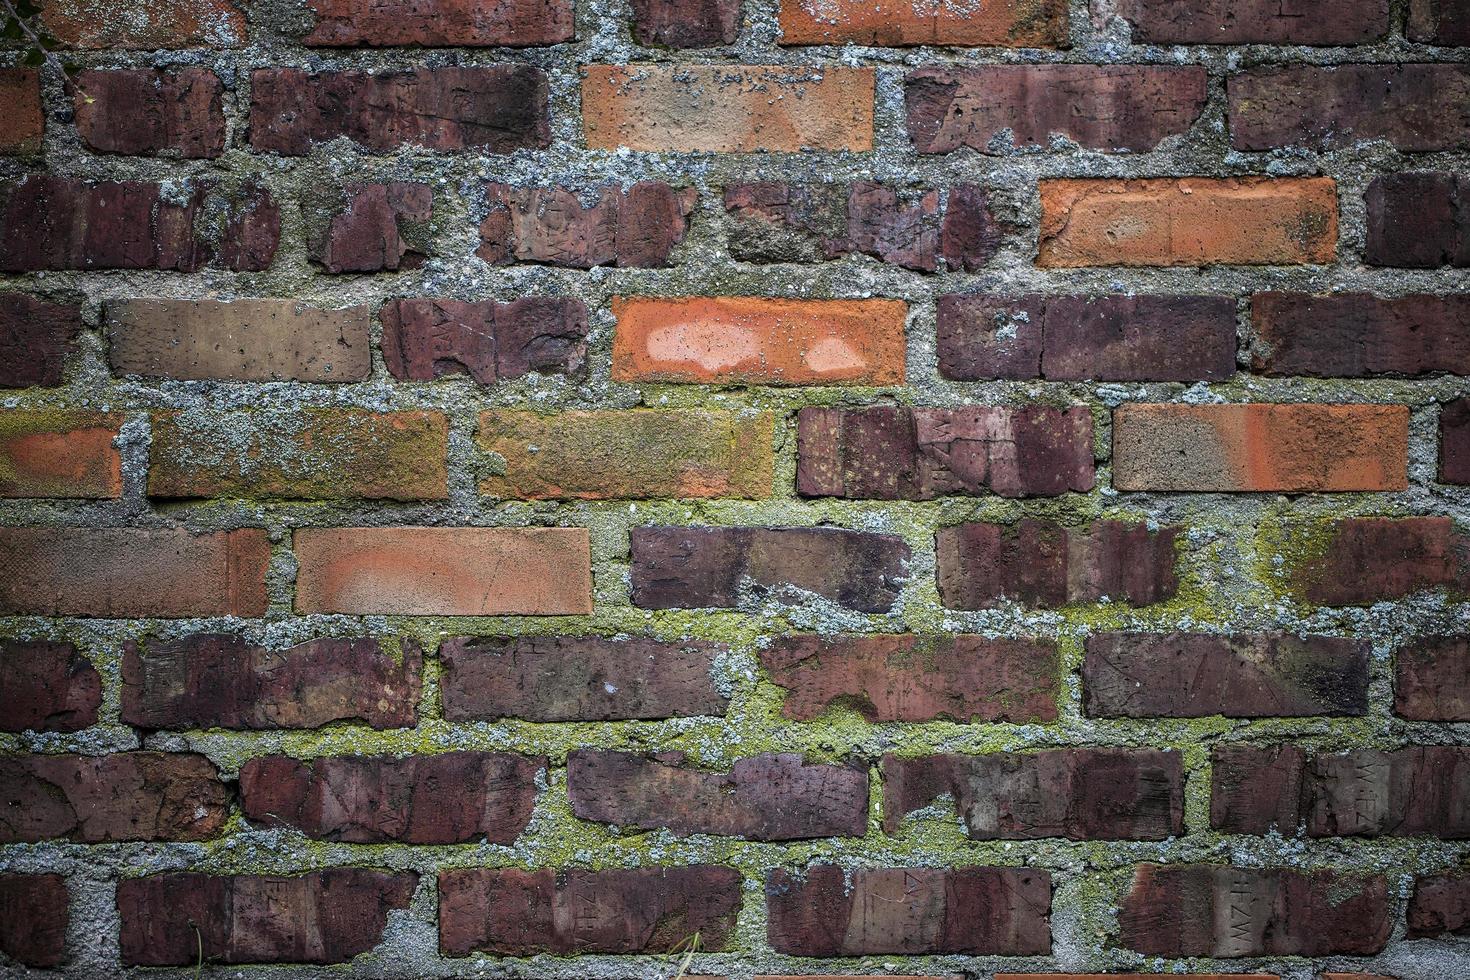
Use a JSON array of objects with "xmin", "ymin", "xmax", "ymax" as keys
[
  {"xmin": 381, "ymin": 297, "xmax": 588, "ymax": 386},
  {"xmin": 0, "ymin": 640, "xmax": 101, "ymax": 733},
  {"xmin": 630, "ymin": 0, "xmax": 741, "ymax": 46},
  {"xmin": 1443, "ymin": 398, "xmax": 1470, "ymax": 485},
  {"xmin": 1294, "ymin": 517, "xmax": 1470, "ymax": 606},
  {"xmin": 1409, "ymin": 0, "xmax": 1470, "ymax": 44},
  {"xmin": 1112, "ymin": 0, "xmax": 1388, "ymax": 44},
  {"xmin": 1396, "ymin": 635, "xmax": 1470, "ymax": 720},
  {"xmin": 1365, "ymin": 172, "xmax": 1470, "ymax": 268},
  {"xmin": 1410, "ymin": 872, "xmax": 1470, "ymax": 937},
  {"xmin": 308, "ymin": 182, "xmax": 432, "ymax": 273},
  {"xmin": 74, "ymin": 68, "xmax": 225, "ymax": 157},
  {"xmin": 0, "ymin": 874, "xmax": 67, "ymax": 967},
  {"xmin": 480, "ymin": 181, "xmax": 695, "ymax": 268},
  {"xmin": 0, "ymin": 294, "xmax": 81, "ymax": 388},
  {"xmin": 1253, "ymin": 293, "xmax": 1470, "ymax": 376}
]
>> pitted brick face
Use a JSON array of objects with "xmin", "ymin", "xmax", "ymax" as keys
[{"xmin": 630, "ymin": 0, "xmax": 742, "ymax": 47}]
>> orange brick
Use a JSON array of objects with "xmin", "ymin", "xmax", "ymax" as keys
[
  {"xmin": 1113, "ymin": 404, "xmax": 1408, "ymax": 492},
  {"xmin": 582, "ymin": 65, "xmax": 874, "ymax": 152},
  {"xmin": 0, "ymin": 411, "xmax": 122, "ymax": 499},
  {"xmin": 294, "ymin": 527, "xmax": 592, "ymax": 615},
  {"xmin": 778, "ymin": 0, "xmax": 1067, "ymax": 46},
  {"xmin": 612, "ymin": 297, "xmax": 906, "ymax": 385},
  {"xmin": 1038, "ymin": 177, "xmax": 1337, "ymax": 267},
  {"xmin": 0, "ymin": 70, "xmax": 43, "ymax": 154}
]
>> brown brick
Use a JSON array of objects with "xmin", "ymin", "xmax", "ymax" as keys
[
  {"xmin": 884, "ymin": 749, "xmax": 1183, "ymax": 840},
  {"xmin": 1365, "ymin": 172, "xmax": 1469, "ymax": 268},
  {"xmin": 439, "ymin": 866, "xmax": 742, "ymax": 956},
  {"xmin": 1409, "ymin": 871, "xmax": 1470, "ymax": 937},
  {"xmin": 149, "ymin": 409, "xmax": 449, "ymax": 501},
  {"xmin": 761, "ymin": 633, "xmax": 1058, "ymax": 723},
  {"xmin": 1409, "ymin": 0, "xmax": 1470, "ymax": 43},
  {"xmin": 0, "ymin": 70, "xmax": 42, "ymax": 154},
  {"xmin": 0, "ymin": 411, "xmax": 122, "ymax": 498},
  {"xmin": 0, "ymin": 874, "xmax": 67, "ymax": 968},
  {"xmin": 1253, "ymin": 293, "xmax": 1470, "ymax": 376},
  {"xmin": 798, "ymin": 406, "xmax": 1094, "ymax": 499},
  {"xmin": 1119, "ymin": 864, "xmax": 1391, "ymax": 956},
  {"xmin": 1113, "ymin": 403, "xmax": 1409, "ymax": 492},
  {"xmin": 74, "ymin": 69, "xmax": 224, "ymax": 158},
  {"xmin": 305, "ymin": 0, "xmax": 574, "ymax": 45},
  {"xmin": 1396, "ymin": 636, "xmax": 1470, "ymax": 721},
  {"xmin": 108, "ymin": 299, "xmax": 370, "ymax": 382},
  {"xmin": 307, "ymin": 182, "xmax": 432, "ymax": 273},
  {"xmin": 631, "ymin": 525, "xmax": 911, "ymax": 613},
  {"xmin": 1446, "ymin": 398, "xmax": 1470, "ymax": 484},
  {"xmin": 766, "ymin": 865, "xmax": 1050, "ymax": 955},
  {"xmin": 481, "ymin": 181, "xmax": 695, "ymax": 268},
  {"xmin": 294, "ymin": 527, "xmax": 592, "ymax": 615},
  {"xmin": 0, "ymin": 752, "xmax": 228, "ymax": 843},
  {"xmin": 0, "ymin": 527, "xmax": 269, "ymax": 618},
  {"xmin": 42, "ymin": 0, "xmax": 247, "ymax": 48},
  {"xmin": 382, "ymin": 297, "xmax": 587, "ymax": 385},
  {"xmin": 999, "ymin": 976, "xmax": 1274, "ymax": 980},
  {"xmin": 582, "ymin": 65, "xmax": 873, "ymax": 152},
  {"xmin": 1111, "ymin": 0, "xmax": 1387, "ymax": 43},
  {"xmin": 0, "ymin": 294, "xmax": 81, "ymax": 388},
  {"xmin": 1039, "ymin": 177, "xmax": 1337, "ymax": 267},
  {"xmin": 631, "ymin": 0, "xmax": 741, "ymax": 46},
  {"xmin": 1294, "ymin": 517, "xmax": 1469, "ymax": 606},
  {"xmin": 778, "ymin": 0, "xmax": 1067, "ymax": 45},
  {"xmin": 121, "ymin": 634, "xmax": 422, "ymax": 730},
  {"xmin": 937, "ymin": 519, "xmax": 1179, "ymax": 610},
  {"xmin": 249, "ymin": 67, "xmax": 550, "ymax": 155},
  {"xmin": 0, "ymin": 641, "xmax": 101, "ymax": 733},
  {"xmin": 118, "ymin": 870, "xmax": 415, "ymax": 965},
  {"xmin": 907, "ymin": 66, "xmax": 1205, "ymax": 153},
  {"xmin": 1083, "ymin": 633, "xmax": 1370, "ymax": 718}
]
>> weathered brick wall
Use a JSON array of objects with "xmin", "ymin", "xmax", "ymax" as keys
[{"xmin": 0, "ymin": 0, "xmax": 1467, "ymax": 978}]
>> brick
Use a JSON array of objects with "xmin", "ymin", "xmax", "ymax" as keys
[
  {"xmin": 760, "ymin": 633, "xmax": 1059, "ymax": 723},
  {"xmin": 305, "ymin": 0, "xmax": 574, "ymax": 46},
  {"xmin": 1364, "ymin": 172, "xmax": 1469, "ymax": 268},
  {"xmin": 907, "ymin": 66, "xmax": 1206, "ymax": 154},
  {"xmin": 480, "ymin": 181, "xmax": 695, "ymax": 268},
  {"xmin": 249, "ymin": 67, "xmax": 550, "ymax": 155},
  {"xmin": 1252, "ymin": 293, "xmax": 1470, "ymax": 376},
  {"xmin": 938, "ymin": 294, "xmax": 1237, "ymax": 382},
  {"xmin": 119, "ymin": 870, "xmax": 415, "ymax": 966},
  {"xmin": 999, "ymin": 977, "xmax": 1274, "ymax": 980},
  {"xmin": 0, "ymin": 641, "xmax": 101, "ymax": 733},
  {"xmin": 766, "ymin": 865, "xmax": 1050, "ymax": 955},
  {"xmin": 42, "ymin": 0, "xmax": 247, "ymax": 48},
  {"xmin": 0, "ymin": 752, "xmax": 228, "ymax": 843},
  {"xmin": 1083, "ymin": 633, "xmax": 1370, "ymax": 718},
  {"xmin": 1396, "ymin": 636, "xmax": 1470, "ymax": 720},
  {"xmin": 109, "ymin": 299, "xmax": 370, "ymax": 382},
  {"xmin": 0, "ymin": 294, "xmax": 80, "ymax": 388},
  {"xmin": 0, "ymin": 527, "xmax": 269, "ymax": 618},
  {"xmin": 937, "ymin": 519, "xmax": 1180, "ymax": 610},
  {"xmin": 613, "ymin": 296, "xmax": 906, "ymax": 385},
  {"xmin": 1229, "ymin": 65, "xmax": 1470, "ymax": 152},
  {"xmin": 582, "ymin": 65, "xmax": 873, "ymax": 152},
  {"xmin": 1111, "ymin": 0, "xmax": 1387, "ymax": 43},
  {"xmin": 74, "ymin": 69, "xmax": 225, "ymax": 158},
  {"xmin": 0, "ymin": 411, "xmax": 122, "ymax": 499},
  {"xmin": 439, "ymin": 866, "xmax": 741, "ymax": 956},
  {"xmin": 1119, "ymin": 864, "xmax": 1391, "ymax": 956},
  {"xmin": 1446, "ymin": 398, "xmax": 1470, "ymax": 484},
  {"xmin": 569, "ymin": 750, "xmax": 867, "ymax": 839},
  {"xmin": 479, "ymin": 409, "xmax": 772, "ymax": 499},
  {"xmin": 307, "ymin": 182, "xmax": 432, "ymax": 273},
  {"xmin": 241, "ymin": 752, "xmax": 541, "ymax": 844},
  {"xmin": 294, "ymin": 526, "xmax": 592, "ymax": 615},
  {"xmin": 631, "ymin": 0, "xmax": 741, "ymax": 46},
  {"xmin": 1294, "ymin": 517, "xmax": 1469, "ymax": 606},
  {"xmin": 884, "ymin": 749, "xmax": 1183, "ymax": 840},
  {"xmin": 121, "ymin": 634, "xmax": 422, "ymax": 730},
  {"xmin": 441, "ymin": 636, "xmax": 726, "ymax": 721},
  {"xmin": 798, "ymin": 406, "xmax": 1094, "ymax": 499},
  {"xmin": 778, "ymin": 0, "xmax": 1067, "ymax": 45},
  {"xmin": 149, "ymin": 409, "xmax": 449, "ymax": 501},
  {"xmin": 630, "ymin": 525, "xmax": 911, "ymax": 613},
  {"xmin": 1409, "ymin": 871, "xmax": 1470, "ymax": 937},
  {"xmin": 382, "ymin": 297, "xmax": 588, "ymax": 385},
  {"xmin": 1113, "ymin": 404, "xmax": 1409, "ymax": 492},
  {"xmin": 0, "ymin": 874, "xmax": 67, "ymax": 968},
  {"xmin": 1211, "ymin": 744, "xmax": 1470, "ymax": 838},
  {"xmin": 1409, "ymin": 0, "xmax": 1470, "ymax": 43},
  {"xmin": 1038, "ymin": 177, "xmax": 1337, "ymax": 267},
  {"xmin": 0, "ymin": 70, "xmax": 42, "ymax": 154}
]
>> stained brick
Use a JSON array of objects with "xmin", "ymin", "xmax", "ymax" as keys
[
  {"xmin": 0, "ymin": 70, "xmax": 42, "ymax": 155},
  {"xmin": 0, "ymin": 641, "xmax": 101, "ymax": 734},
  {"xmin": 778, "ymin": 0, "xmax": 1067, "ymax": 46},
  {"xmin": 480, "ymin": 181, "xmax": 694, "ymax": 268},
  {"xmin": 0, "ymin": 294, "xmax": 80, "ymax": 388},
  {"xmin": 74, "ymin": 69, "xmax": 225, "ymax": 158},
  {"xmin": 0, "ymin": 874, "xmax": 67, "ymax": 968},
  {"xmin": 1395, "ymin": 635, "xmax": 1470, "ymax": 720},
  {"xmin": 1364, "ymin": 172, "xmax": 1469, "ymax": 268},
  {"xmin": 1111, "ymin": 0, "xmax": 1388, "ymax": 43},
  {"xmin": 307, "ymin": 182, "xmax": 432, "ymax": 273},
  {"xmin": 42, "ymin": 0, "xmax": 247, "ymax": 48},
  {"xmin": 305, "ymin": 0, "xmax": 574, "ymax": 46},
  {"xmin": 1294, "ymin": 517, "xmax": 1469, "ymax": 606},
  {"xmin": 1252, "ymin": 293, "xmax": 1470, "ymax": 376},
  {"xmin": 1408, "ymin": 0, "xmax": 1470, "ymax": 43},
  {"xmin": 1409, "ymin": 871, "xmax": 1470, "ymax": 937},
  {"xmin": 0, "ymin": 411, "xmax": 121, "ymax": 499},
  {"xmin": 382, "ymin": 297, "xmax": 588, "ymax": 385},
  {"xmin": 631, "ymin": 0, "xmax": 741, "ymax": 46}
]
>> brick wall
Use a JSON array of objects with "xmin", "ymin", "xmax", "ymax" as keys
[{"xmin": 0, "ymin": 0, "xmax": 1467, "ymax": 978}]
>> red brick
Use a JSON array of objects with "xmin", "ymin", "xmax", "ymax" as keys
[
  {"xmin": 305, "ymin": 0, "xmax": 573, "ymax": 46},
  {"xmin": 760, "ymin": 633, "xmax": 1058, "ymax": 723},
  {"xmin": 480, "ymin": 181, "xmax": 694, "ymax": 268},
  {"xmin": 122, "ymin": 634, "xmax": 422, "ymax": 730},
  {"xmin": 612, "ymin": 297, "xmax": 906, "ymax": 385},
  {"xmin": 0, "ymin": 70, "xmax": 42, "ymax": 155},
  {"xmin": 938, "ymin": 294, "xmax": 1237, "ymax": 382},
  {"xmin": 1294, "ymin": 517, "xmax": 1469, "ymax": 606},
  {"xmin": 382, "ymin": 297, "xmax": 588, "ymax": 385},
  {"xmin": 1113, "ymin": 403, "xmax": 1409, "ymax": 492},
  {"xmin": 1111, "ymin": 0, "xmax": 1387, "ymax": 43},
  {"xmin": 308, "ymin": 182, "xmax": 432, "ymax": 273},
  {"xmin": 293, "ymin": 527, "xmax": 592, "ymax": 615},
  {"xmin": 1253, "ymin": 293, "xmax": 1470, "ymax": 376},
  {"xmin": 0, "ymin": 294, "xmax": 81, "ymax": 388},
  {"xmin": 0, "ymin": 874, "xmax": 67, "ymax": 968},
  {"xmin": 631, "ymin": 0, "xmax": 740, "ymax": 46},
  {"xmin": 42, "ymin": 0, "xmax": 247, "ymax": 48},
  {"xmin": 74, "ymin": 69, "xmax": 224, "ymax": 158},
  {"xmin": 1409, "ymin": 871, "xmax": 1470, "ymax": 937},
  {"xmin": 778, "ymin": 0, "xmax": 1067, "ymax": 45},
  {"xmin": 0, "ymin": 411, "xmax": 122, "ymax": 499},
  {"xmin": 937, "ymin": 519, "xmax": 1179, "ymax": 610},
  {"xmin": 0, "ymin": 641, "xmax": 101, "ymax": 733},
  {"xmin": 884, "ymin": 749, "xmax": 1183, "ymax": 840},
  {"xmin": 0, "ymin": 752, "xmax": 228, "ymax": 843},
  {"xmin": 440, "ymin": 635, "xmax": 727, "ymax": 721},
  {"xmin": 630, "ymin": 525, "xmax": 911, "ymax": 613},
  {"xmin": 799, "ymin": 406, "xmax": 1094, "ymax": 499},
  {"xmin": 1409, "ymin": 0, "xmax": 1470, "ymax": 43},
  {"xmin": 249, "ymin": 67, "xmax": 550, "ymax": 155},
  {"xmin": 1365, "ymin": 173, "xmax": 1469, "ymax": 268},
  {"xmin": 908, "ymin": 66, "xmax": 1205, "ymax": 154},
  {"xmin": 583, "ymin": 65, "xmax": 873, "ymax": 152},
  {"xmin": 0, "ymin": 527, "xmax": 269, "ymax": 618},
  {"xmin": 241, "ymin": 752, "xmax": 541, "ymax": 844},
  {"xmin": 1119, "ymin": 864, "xmax": 1391, "ymax": 957},
  {"xmin": 1395, "ymin": 636, "xmax": 1470, "ymax": 721},
  {"xmin": 1083, "ymin": 633, "xmax": 1370, "ymax": 718},
  {"xmin": 119, "ymin": 870, "xmax": 415, "ymax": 965},
  {"xmin": 439, "ymin": 866, "xmax": 741, "ymax": 956},
  {"xmin": 569, "ymin": 750, "xmax": 867, "ymax": 840},
  {"xmin": 1229, "ymin": 65, "xmax": 1470, "ymax": 151},
  {"xmin": 1000, "ymin": 976, "xmax": 1273, "ymax": 980},
  {"xmin": 766, "ymin": 865, "xmax": 1050, "ymax": 955}
]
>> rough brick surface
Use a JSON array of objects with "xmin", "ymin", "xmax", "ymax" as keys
[
  {"xmin": 0, "ymin": 294, "xmax": 80, "ymax": 388},
  {"xmin": 74, "ymin": 68, "xmax": 225, "ymax": 157},
  {"xmin": 0, "ymin": 874, "xmax": 67, "ymax": 967},
  {"xmin": 305, "ymin": 0, "xmax": 574, "ymax": 46},
  {"xmin": 0, "ymin": 641, "xmax": 101, "ymax": 734},
  {"xmin": 1110, "ymin": 0, "xmax": 1388, "ymax": 43},
  {"xmin": 1395, "ymin": 636, "xmax": 1470, "ymax": 721},
  {"xmin": 0, "ymin": 410, "xmax": 122, "ymax": 498},
  {"xmin": 1409, "ymin": 872, "xmax": 1470, "ymax": 937},
  {"xmin": 308, "ymin": 182, "xmax": 432, "ymax": 273},
  {"xmin": 1445, "ymin": 398, "xmax": 1470, "ymax": 484},
  {"xmin": 1253, "ymin": 293, "xmax": 1470, "ymax": 376},
  {"xmin": 1409, "ymin": 0, "xmax": 1470, "ymax": 43},
  {"xmin": 381, "ymin": 297, "xmax": 588, "ymax": 385},
  {"xmin": 0, "ymin": 69, "xmax": 43, "ymax": 154},
  {"xmin": 1364, "ymin": 173, "xmax": 1469, "ymax": 268},
  {"xmin": 481, "ymin": 181, "xmax": 694, "ymax": 268},
  {"xmin": 778, "ymin": 0, "xmax": 1068, "ymax": 46},
  {"xmin": 42, "ymin": 0, "xmax": 247, "ymax": 48},
  {"xmin": 1294, "ymin": 517, "xmax": 1469, "ymax": 606},
  {"xmin": 631, "ymin": 0, "xmax": 741, "ymax": 47}
]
